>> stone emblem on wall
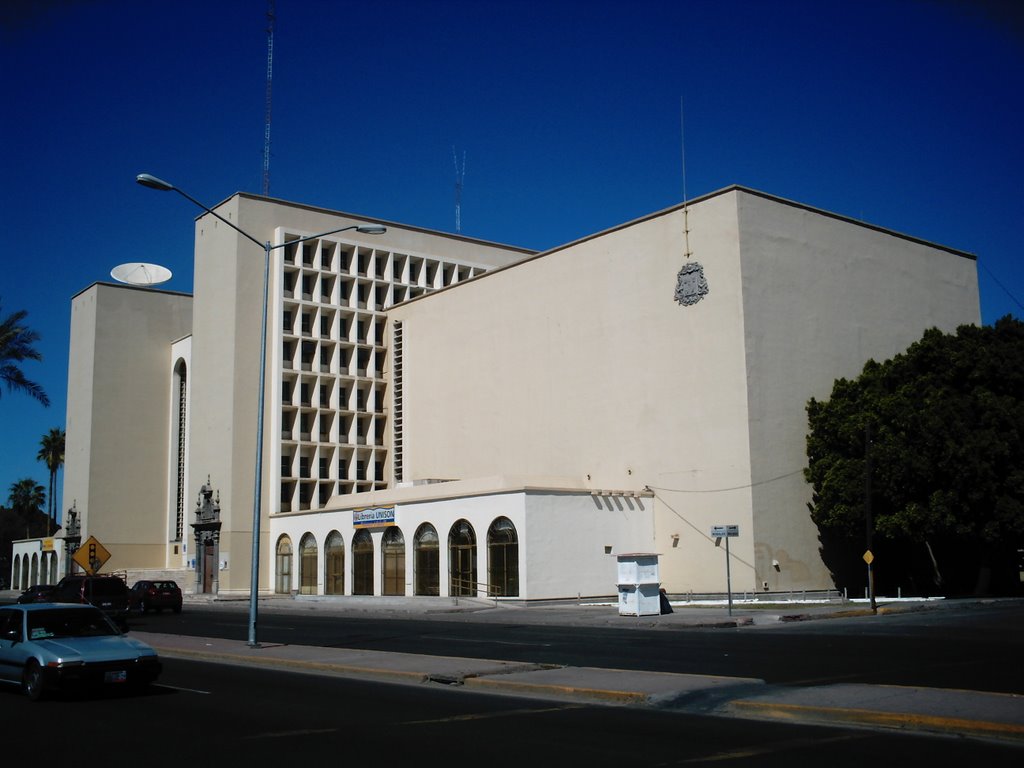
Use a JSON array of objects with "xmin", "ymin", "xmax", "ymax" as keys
[{"xmin": 674, "ymin": 261, "xmax": 709, "ymax": 306}]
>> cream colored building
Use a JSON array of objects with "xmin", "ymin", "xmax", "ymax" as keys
[
  {"xmin": 57, "ymin": 186, "xmax": 979, "ymax": 601},
  {"xmin": 63, "ymin": 194, "xmax": 531, "ymax": 594},
  {"xmin": 384, "ymin": 187, "xmax": 979, "ymax": 597}
]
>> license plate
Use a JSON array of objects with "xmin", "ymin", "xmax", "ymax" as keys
[{"xmin": 105, "ymin": 670, "xmax": 127, "ymax": 684}]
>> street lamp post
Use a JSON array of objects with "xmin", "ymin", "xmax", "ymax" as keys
[{"xmin": 137, "ymin": 173, "xmax": 385, "ymax": 647}]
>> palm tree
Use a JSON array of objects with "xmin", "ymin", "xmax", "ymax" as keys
[
  {"xmin": 37, "ymin": 428, "xmax": 65, "ymax": 535},
  {"xmin": 8, "ymin": 478, "xmax": 46, "ymax": 539},
  {"xmin": 0, "ymin": 300, "xmax": 50, "ymax": 406}
]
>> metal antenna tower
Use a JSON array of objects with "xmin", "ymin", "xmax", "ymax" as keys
[
  {"xmin": 453, "ymin": 146, "xmax": 465, "ymax": 233},
  {"xmin": 262, "ymin": 0, "xmax": 275, "ymax": 197},
  {"xmin": 680, "ymin": 97, "xmax": 692, "ymax": 259}
]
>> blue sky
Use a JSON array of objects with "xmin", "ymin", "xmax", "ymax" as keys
[{"xmin": 1, "ymin": 0, "xmax": 1021, "ymax": 519}]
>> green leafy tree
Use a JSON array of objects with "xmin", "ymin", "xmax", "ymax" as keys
[
  {"xmin": 37, "ymin": 427, "xmax": 65, "ymax": 536},
  {"xmin": 0, "ymin": 300, "xmax": 50, "ymax": 406},
  {"xmin": 7, "ymin": 478, "xmax": 47, "ymax": 539},
  {"xmin": 806, "ymin": 316, "xmax": 1024, "ymax": 596}
]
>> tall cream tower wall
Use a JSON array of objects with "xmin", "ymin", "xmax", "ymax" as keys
[
  {"xmin": 736, "ymin": 191, "xmax": 979, "ymax": 590},
  {"xmin": 64, "ymin": 284, "xmax": 193, "ymax": 570},
  {"xmin": 388, "ymin": 187, "xmax": 980, "ymax": 593}
]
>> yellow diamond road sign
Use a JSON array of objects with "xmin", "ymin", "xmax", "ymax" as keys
[
  {"xmin": 72, "ymin": 535, "xmax": 111, "ymax": 575},
  {"xmin": 863, "ymin": 550, "xmax": 875, "ymax": 565}
]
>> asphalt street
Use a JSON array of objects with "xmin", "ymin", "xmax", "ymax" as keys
[{"xmin": 112, "ymin": 593, "xmax": 1024, "ymax": 747}]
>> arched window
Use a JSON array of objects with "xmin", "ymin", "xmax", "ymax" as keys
[
  {"xmin": 381, "ymin": 527, "xmax": 405, "ymax": 596},
  {"xmin": 275, "ymin": 535, "xmax": 293, "ymax": 594},
  {"xmin": 30, "ymin": 553, "xmax": 38, "ymax": 586},
  {"xmin": 173, "ymin": 359, "xmax": 188, "ymax": 542},
  {"xmin": 20, "ymin": 556, "xmax": 28, "ymax": 591},
  {"xmin": 299, "ymin": 533, "xmax": 318, "ymax": 595},
  {"xmin": 487, "ymin": 517, "xmax": 519, "ymax": 597},
  {"xmin": 414, "ymin": 524, "xmax": 439, "ymax": 596},
  {"xmin": 448, "ymin": 519, "xmax": 477, "ymax": 597},
  {"xmin": 49, "ymin": 551, "xmax": 58, "ymax": 583},
  {"xmin": 352, "ymin": 529, "xmax": 374, "ymax": 595},
  {"xmin": 325, "ymin": 531, "xmax": 345, "ymax": 595},
  {"xmin": 13, "ymin": 555, "xmax": 21, "ymax": 590}
]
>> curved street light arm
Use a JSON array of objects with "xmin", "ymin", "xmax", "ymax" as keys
[
  {"xmin": 136, "ymin": 173, "xmax": 265, "ymax": 249},
  {"xmin": 273, "ymin": 224, "xmax": 386, "ymax": 251}
]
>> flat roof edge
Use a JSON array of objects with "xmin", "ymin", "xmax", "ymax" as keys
[
  {"xmin": 227, "ymin": 192, "xmax": 537, "ymax": 255},
  {"xmin": 72, "ymin": 281, "xmax": 194, "ymax": 302},
  {"xmin": 389, "ymin": 185, "xmax": 976, "ymax": 310}
]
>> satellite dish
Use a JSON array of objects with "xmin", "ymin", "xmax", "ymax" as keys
[{"xmin": 110, "ymin": 262, "xmax": 173, "ymax": 287}]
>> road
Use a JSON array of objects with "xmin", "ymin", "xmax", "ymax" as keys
[
  {"xmin": 125, "ymin": 598, "xmax": 1024, "ymax": 694},
  {"xmin": 5, "ymin": 656, "xmax": 1023, "ymax": 766}
]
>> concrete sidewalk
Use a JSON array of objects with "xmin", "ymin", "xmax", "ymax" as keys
[
  {"xmin": 175, "ymin": 591, "xmax": 954, "ymax": 629},
  {"xmin": 133, "ymin": 619, "xmax": 1024, "ymax": 746}
]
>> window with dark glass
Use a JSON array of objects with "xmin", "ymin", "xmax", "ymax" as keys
[
  {"xmin": 352, "ymin": 529, "xmax": 373, "ymax": 595},
  {"xmin": 382, "ymin": 527, "xmax": 405, "ymax": 596},
  {"xmin": 299, "ymin": 534, "xmax": 317, "ymax": 595},
  {"xmin": 275, "ymin": 536, "xmax": 293, "ymax": 594},
  {"xmin": 325, "ymin": 531, "xmax": 345, "ymax": 595},
  {"xmin": 448, "ymin": 520, "xmax": 477, "ymax": 597},
  {"xmin": 487, "ymin": 517, "xmax": 519, "ymax": 597},
  {"xmin": 414, "ymin": 524, "xmax": 439, "ymax": 596}
]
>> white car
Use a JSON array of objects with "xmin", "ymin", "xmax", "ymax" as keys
[{"xmin": 0, "ymin": 603, "xmax": 161, "ymax": 700}]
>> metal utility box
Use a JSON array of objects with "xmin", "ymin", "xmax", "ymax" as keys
[{"xmin": 616, "ymin": 553, "xmax": 660, "ymax": 616}]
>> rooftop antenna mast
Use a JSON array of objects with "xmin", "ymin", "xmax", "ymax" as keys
[
  {"xmin": 262, "ymin": 0, "xmax": 276, "ymax": 197},
  {"xmin": 680, "ymin": 97, "xmax": 692, "ymax": 260},
  {"xmin": 453, "ymin": 146, "xmax": 466, "ymax": 233}
]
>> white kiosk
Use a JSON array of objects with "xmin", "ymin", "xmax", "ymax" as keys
[{"xmin": 616, "ymin": 553, "xmax": 660, "ymax": 616}]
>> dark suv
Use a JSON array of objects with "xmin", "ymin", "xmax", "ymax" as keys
[{"xmin": 52, "ymin": 575, "xmax": 131, "ymax": 625}]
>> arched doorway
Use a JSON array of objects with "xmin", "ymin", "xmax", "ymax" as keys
[
  {"xmin": 352, "ymin": 529, "xmax": 374, "ymax": 595},
  {"xmin": 382, "ymin": 527, "xmax": 405, "ymax": 596},
  {"xmin": 487, "ymin": 517, "xmax": 519, "ymax": 597},
  {"xmin": 299, "ymin": 533, "xmax": 318, "ymax": 594},
  {"xmin": 414, "ymin": 524, "xmax": 439, "ymax": 596},
  {"xmin": 325, "ymin": 531, "xmax": 345, "ymax": 595},
  {"xmin": 448, "ymin": 519, "xmax": 477, "ymax": 597},
  {"xmin": 275, "ymin": 535, "xmax": 293, "ymax": 594},
  {"xmin": 13, "ymin": 555, "xmax": 21, "ymax": 590}
]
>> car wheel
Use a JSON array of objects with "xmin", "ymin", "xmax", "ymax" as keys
[{"xmin": 23, "ymin": 660, "xmax": 45, "ymax": 701}]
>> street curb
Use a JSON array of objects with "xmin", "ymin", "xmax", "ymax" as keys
[
  {"xmin": 149, "ymin": 645, "xmax": 434, "ymax": 684},
  {"xmin": 463, "ymin": 676, "xmax": 650, "ymax": 704},
  {"xmin": 729, "ymin": 699, "xmax": 1024, "ymax": 743}
]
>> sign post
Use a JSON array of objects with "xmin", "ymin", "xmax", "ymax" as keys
[
  {"xmin": 863, "ymin": 549, "xmax": 876, "ymax": 614},
  {"xmin": 711, "ymin": 525, "xmax": 739, "ymax": 616}
]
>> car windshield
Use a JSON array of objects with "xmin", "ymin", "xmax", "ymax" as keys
[{"xmin": 26, "ymin": 609, "xmax": 120, "ymax": 640}]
